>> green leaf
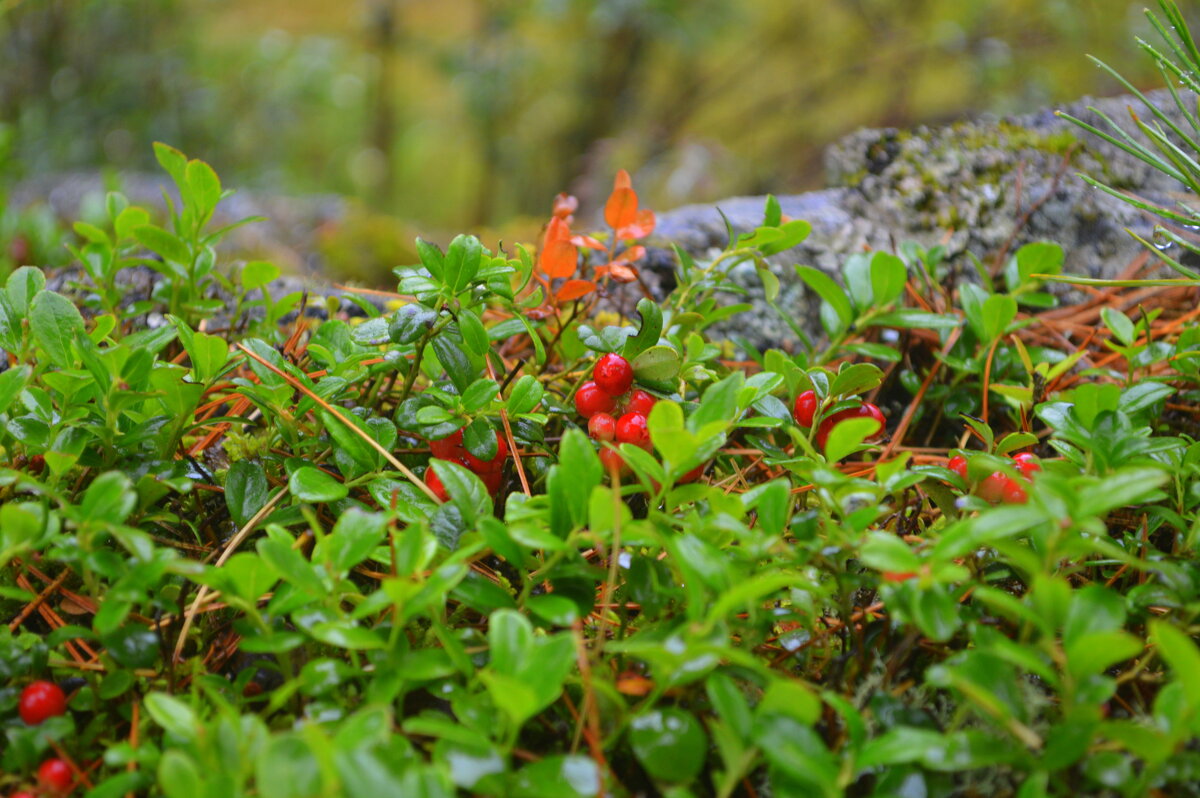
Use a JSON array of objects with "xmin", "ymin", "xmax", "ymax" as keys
[
  {"xmin": 226, "ymin": 461, "xmax": 269, "ymax": 527},
  {"xmin": 0, "ymin": 365, "xmax": 31, "ymax": 416},
  {"xmin": 7, "ymin": 266, "xmax": 46, "ymax": 315},
  {"xmin": 506, "ymin": 374, "xmax": 544, "ymax": 415},
  {"xmin": 458, "ymin": 308, "xmax": 490, "ymax": 356},
  {"xmin": 868, "ymin": 309, "xmax": 962, "ymax": 330},
  {"xmin": 1101, "ymin": 307, "xmax": 1136, "ymax": 346},
  {"xmin": 622, "ymin": 297, "xmax": 664, "ymax": 359},
  {"xmin": 432, "ymin": 333, "xmax": 480, "ymax": 393},
  {"xmin": 318, "ymin": 508, "xmax": 388, "ymax": 575},
  {"xmin": 829, "ymin": 362, "xmax": 884, "ymax": 398},
  {"xmin": 430, "ymin": 459, "xmax": 490, "ymax": 524},
  {"xmin": 30, "ymin": 290, "xmax": 86, "ymax": 368},
  {"xmin": 797, "ymin": 265, "xmax": 853, "ymax": 332},
  {"xmin": 134, "ymin": 223, "xmax": 191, "ymax": 265},
  {"xmin": 629, "ymin": 708, "xmax": 707, "ymax": 784},
  {"xmin": 256, "ymin": 734, "xmax": 322, "ymax": 798},
  {"xmin": 982, "ymin": 294, "xmax": 1017, "ymax": 340},
  {"xmin": 159, "ymin": 751, "xmax": 203, "ymax": 798},
  {"xmin": 80, "ymin": 471, "xmax": 136, "ymax": 525},
  {"xmin": 390, "ymin": 304, "xmax": 439, "ymax": 345},
  {"xmin": 185, "ymin": 158, "xmax": 222, "ymax": 217},
  {"xmin": 1016, "ymin": 241, "xmax": 1063, "ymax": 282},
  {"xmin": 189, "ymin": 332, "xmax": 229, "ymax": 383},
  {"xmin": 443, "ymin": 234, "xmax": 483, "ymax": 292},
  {"xmin": 869, "ymin": 252, "xmax": 908, "ymax": 306},
  {"xmin": 462, "ymin": 379, "xmax": 499, "ymax": 413},
  {"xmin": 144, "ymin": 692, "xmax": 198, "ymax": 740},
  {"xmin": 631, "ymin": 345, "xmax": 682, "ymax": 382},
  {"xmin": 289, "ymin": 466, "xmax": 348, "ymax": 503},
  {"xmin": 241, "ymin": 260, "xmax": 280, "ymax": 291}
]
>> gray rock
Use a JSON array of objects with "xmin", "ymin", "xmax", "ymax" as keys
[{"xmin": 644, "ymin": 88, "xmax": 1196, "ymax": 352}]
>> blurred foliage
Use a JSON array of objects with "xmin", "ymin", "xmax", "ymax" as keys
[{"xmin": 0, "ymin": 0, "xmax": 1192, "ymax": 234}]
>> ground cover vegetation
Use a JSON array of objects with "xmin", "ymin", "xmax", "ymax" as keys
[{"xmin": 6, "ymin": 3, "xmax": 1200, "ymax": 796}]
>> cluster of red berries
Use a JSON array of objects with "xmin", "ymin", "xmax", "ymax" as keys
[
  {"xmin": 424, "ymin": 427, "xmax": 509, "ymax": 501},
  {"xmin": 948, "ymin": 451, "xmax": 1040, "ymax": 504},
  {"xmin": 576, "ymin": 354, "xmax": 656, "ymax": 474},
  {"xmin": 12, "ymin": 681, "xmax": 73, "ymax": 795},
  {"xmin": 792, "ymin": 390, "xmax": 886, "ymax": 451}
]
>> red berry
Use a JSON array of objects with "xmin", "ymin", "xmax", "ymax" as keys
[
  {"xmin": 429, "ymin": 429, "xmax": 465, "ymax": 460},
  {"xmin": 948, "ymin": 455, "xmax": 968, "ymax": 479},
  {"xmin": 679, "ymin": 463, "xmax": 705, "ymax": 484},
  {"xmin": 625, "ymin": 389, "xmax": 657, "ymax": 416},
  {"xmin": 593, "ymin": 353, "xmax": 634, "ymax": 397},
  {"xmin": 599, "ymin": 447, "xmax": 626, "ymax": 475},
  {"xmin": 464, "ymin": 431, "xmax": 508, "ymax": 474},
  {"xmin": 588, "ymin": 412, "xmax": 616, "ymax": 441},
  {"xmin": 977, "ymin": 472, "xmax": 1009, "ymax": 503},
  {"xmin": 424, "ymin": 465, "xmax": 450, "ymax": 503},
  {"xmin": 575, "ymin": 381, "xmax": 617, "ymax": 419},
  {"xmin": 615, "ymin": 412, "xmax": 651, "ymax": 449},
  {"xmin": 1002, "ymin": 478, "xmax": 1028, "ymax": 504},
  {"xmin": 815, "ymin": 403, "xmax": 884, "ymax": 452},
  {"xmin": 481, "ymin": 469, "xmax": 504, "ymax": 496},
  {"xmin": 18, "ymin": 681, "xmax": 66, "ymax": 725},
  {"xmin": 12, "ymin": 792, "xmax": 36, "ymax": 798},
  {"xmin": 1012, "ymin": 452, "xmax": 1041, "ymax": 478},
  {"xmin": 37, "ymin": 759, "xmax": 73, "ymax": 793},
  {"xmin": 793, "ymin": 390, "xmax": 817, "ymax": 427}
]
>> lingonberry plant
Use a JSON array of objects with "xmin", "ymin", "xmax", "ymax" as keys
[{"xmin": 6, "ymin": 12, "xmax": 1200, "ymax": 792}]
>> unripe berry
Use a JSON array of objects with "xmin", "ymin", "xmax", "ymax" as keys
[
  {"xmin": 18, "ymin": 681, "xmax": 66, "ymax": 726},
  {"xmin": 588, "ymin": 412, "xmax": 617, "ymax": 441},
  {"xmin": 593, "ymin": 353, "xmax": 634, "ymax": 397},
  {"xmin": 793, "ymin": 390, "xmax": 817, "ymax": 427},
  {"xmin": 575, "ymin": 381, "xmax": 617, "ymax": 419}
]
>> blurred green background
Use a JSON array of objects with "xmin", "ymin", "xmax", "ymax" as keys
[{"xmin": 0, "ymin": 0, "xmax": 1184, "ymax": 269}]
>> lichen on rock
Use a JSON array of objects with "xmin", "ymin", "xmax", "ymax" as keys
[{"xmin": 645, "ymin": 88, "xmax": 1195, "ymax": 351}]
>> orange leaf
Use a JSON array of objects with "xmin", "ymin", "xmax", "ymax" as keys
[
  {"xmin": 617, "ymin": 208, "xmax": 656, "ymax": 240},
  {"xmin": 607, "ymin": 263, "xmax": 639, "ymax": 283},
  {"xmin": 544, "ymin": 215, "xmax": 571, "ymax": 245},
  {"xmin": 613, "ymin": 169, "xmax": 632, "ymax": 191},
  {"xmin": 538, "ymin": 239, "xmax": 578, "ymax": 279},
  {"xmin": 616, "ymin": 672, "xmax": 654, "ymax": 696},
  {"xmin": 570, "ymin": 233, "xmax": 608, "ymax": 251},
  {"xmin": 552, "ymin": 192, "xmax": 578, "ymax": 219},
  {"xmin": 605, "ymin": 186, "xmax": 638, "ymax": 230},
  {"xmin": 555, "ymin": 279, "xmax": 595, "ymax": 303},
  {"xmin": 613, "ymin": 245, "xmax": 645, "ymax": 265}
]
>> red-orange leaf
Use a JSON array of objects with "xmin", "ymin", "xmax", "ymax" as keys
[
  {"xmin": 555, "ymin": 279, "xmax": 595, "ymax": 303},
  {"xmin": 607, "ymin": 263, "xmax": 639, "ymax": 283},
  {"xmin": 552, "ymin": 193, "xmax": 578, "ymax": 219},
  {"xmin": 570, "ymin": 233, "xmax": 608, "ymax": 251},
  {"xmin": 613, "ymin": 245, "xmax": 646, "ymax": 265},
  {"xmin": 605, "ymin": 187, "xmax": 638, "ymax": 231},
  {"xmin": 544, "ymin": 215, "xmax": 571, "ymax": 245},
  {"xmin": 613, "ymin": 169, "xmax": 632, "ymax": 191},
  {"xmin": 617, "ymin": 208, "xmax": 656, "ymax": 240},
  {"xmin": 539, "ymin": 239, "xmax": 578, "ymax": 279}
]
